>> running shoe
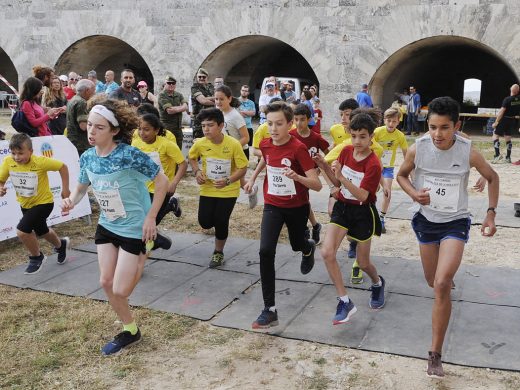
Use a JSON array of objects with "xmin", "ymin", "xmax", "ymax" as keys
[
  {"xmin": 491, "ymin": 155, "xmax": 503, "ymax": 164},
  {"xmin": 248, "ymin": 184, "xmax": 258, "ymax": 209},
  {"xmin": 55, "ymin": 237, "xmax": 70, "ymax": 264},
  {"xmin": 312, "ymin": 223, "xmax": 322, "ymax": 245},
  {"xmin": 427, "ymin": 351, "xmax": 444, "ymax": 378},
  {"xmin": 505, "ymin": 157, "xmax": 512, "ymax": 164},
  {"xmin": 369, "ymin": 276, "xmax": 386, "ymax": 309},
  {"xmin": 333, "ymin": 298, "xmax": 357, "ymax": 325},
  {"xmin": 24, "ymin": 255, "xmax": 47, "ymax": 275},
  {"xmin": 348, "ymin": 241, "xmax": 357, "ymax": 259},
  {"xmin": 300, "ymin": 239, "xmax": 316, "ymax": 275},
  {"xmin": 252, "ymin": 307, "xmax": 278, "ymax": 329},
  {"xmin": 380, "ymin": 218, "xmax": 386, "ymax": 234},
  {"xmin": 209, "ymin": 251, "xmax": 225, "ymax": 268},
  {"xmin": 154, "ymin": 233, "xmax": 172, "ymax": 250},
  {"xmin": 350, "ymin": 260, "xmax": 363, "ymax": 284},
  {"xmin": 168, "ymin": 196, "xmax": 182, "ymax": 218},
  {"xmin": 101, "ymin": 329, "xmax": 141, "ymax": 356},
  {"xmin": 513, "ymin": 160, "xmax": 520, "ymax": 166}
]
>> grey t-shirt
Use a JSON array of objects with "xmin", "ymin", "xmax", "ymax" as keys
[{"xmin": 224, "ymin": 108, "xmax": 247, "ymax": 150}]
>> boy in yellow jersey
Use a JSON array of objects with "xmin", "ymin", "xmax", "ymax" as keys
[
  {"xmin": 329, "ymin": 99, "xmax": 359, "ymax": 147},
  {"xmin": 323, "ymin": 108, "xmax": 384, "ymax": 284},
  {"xmin": 374, "ymin": 107, "xmax": 408, "ymax": 233},
  {"xmin": 189, "ymin": 108, "xmax": 248, "ymax": 268},
  {"xmin": 0, "ymin": 134, "xmax": 71, "ymax": 274},
  {"xmin": 132, "ymin": 113, "xmax": 187, "ymax": 227}
]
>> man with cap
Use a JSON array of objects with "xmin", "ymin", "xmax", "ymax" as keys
[
  {"xmin": 190, "ymin": 68, "xmax": 215, "ymax": 139},
  {"xmin": 87, "ymin": 70, "xmax": 105, "ymax": 94},
  {"xmin": 258, "ymin": 81, "xmax": 281, "ymax": 124},
  {"xmin": 355, "ymin": 83, "xmax": 373, "ymax": 108},
  {"xmin": 158, "ymin": 76, "xmax": 188, "ymax": 149},
  {"xmin": 109, "ymin": 69, "xmax": 140, "ymax": 108}
]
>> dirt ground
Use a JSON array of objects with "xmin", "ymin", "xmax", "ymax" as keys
[{"xmin": 1, "ymin": 118, "xmax": 520, "ymax": 388}]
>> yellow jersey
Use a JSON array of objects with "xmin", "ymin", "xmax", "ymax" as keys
[
  {"xmin": 329, "ymin": 123, "xmax": 351, "ymax": 146},
  {"xmin": 252, "ymin": 122, "xmax": 297, "ymax": 148},
  {"xmin": 188, "ymin": 135, "xmax": 248, "ymax": 198},
  {"xmin": 373, "ymin": 126, "xmax": 408, "ymax": 167},
  {"xmin": 131, "ymin": 128, "xmax": 177, "ymax": 144},
  {"xmin": 325, "ymin": 138, "xmax": 383, "ymax": 164},
  {"xmin": 0, "ymin": 155, "xmax": 63, "ymax": 208}
]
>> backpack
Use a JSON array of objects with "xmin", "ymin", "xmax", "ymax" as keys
[{"xmin": 11, "ymin": 109, "xmax": 38, "ymax": 137}]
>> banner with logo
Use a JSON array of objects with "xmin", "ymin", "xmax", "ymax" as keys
[
  {"xmin": 182, "ymin": 127, "xmax": 193, "ymax": 172},
  {"xmin": 0, "ymin": 135, "xmax": 92, "ymax": 241}
]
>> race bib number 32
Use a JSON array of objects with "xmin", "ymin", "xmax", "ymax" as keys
[{"xmin": 10, "ymin": 171, "xmax": 38, "ymax": 197}]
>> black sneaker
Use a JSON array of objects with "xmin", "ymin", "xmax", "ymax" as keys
[
  {"xmin": 312, "ymin": 223, "xmax": 322, "ymax": 245},
  {"xmin": 252, "ymin": 308, "xmax": 279, "ymax": 329},
  {"xmin": 55, "ymin": 237, "xmax": 70, "ymax": 264},
  {"xmin": 300, "ymin": 239, "xmax": 316, "ymax": 275},
  {"xmin": 168, "ymin": 196, "xmax": 182, "ymax": 218},
  {"xmin": 369, "ymin": 275, "xmax": 386, "ymax": 309},
  {"xmin": 154, "ymin": 233, "xmax": 172, "ymax": 251},
  {"xmin": 24, "ymin": 254, "xmax": 47, "ymax": 275},
  {"xmin": 101, "ymin": 329, "xmax": 141, "ymax": 356}
]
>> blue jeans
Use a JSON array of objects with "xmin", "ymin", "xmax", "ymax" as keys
[{"xmin": 407, "ymin": 113, "xmax": 419, "ymax": 133}]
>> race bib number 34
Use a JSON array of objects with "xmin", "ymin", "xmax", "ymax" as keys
[
  {"xmin": 206, "ymin": 158, "xmax": 231, "ymax": 181},
  {"xmin": 267, "ymin": 165, "xmax": 296, "ymax": 196},
  {"xmin": 10, "ymin": 171, "xmax": 38, "ymax": 197},
  {"xmin": 94, "ymin": 189, "xmax": 127, "ymax": 221},
  {"xmin": 423, "ymin": 175, "xmax": 460, "ymax": 212}
]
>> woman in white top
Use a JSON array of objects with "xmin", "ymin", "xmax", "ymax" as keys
[{"xmin": 215, "ymin": 85, "xmax": 250, "ymax": 159}]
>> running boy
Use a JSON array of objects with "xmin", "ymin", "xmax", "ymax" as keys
[
  {"xmin": 373, "ymin": 107, "xmax": 408, "ymax": 233},
  {"xmin": 188, "ymin": 108, "xmax": 248, "ymax": 268},
  {"xmin": 397, "ymin": 96, "xmax": 499, "ymax": 378},
  {"xmin": 315, "ymin": 109, "xmax": 385, "ymax": 326},
  {"xmin": 290, "ymin": 103, "xmax": 330, "ymax": 244},
  {"xmin": 244, "ymin": 102, "xmax": 322, "ymax": 329},
  {"xmin": 62, "ymin": 99, "xmax": 169, "ymax": 355},
  {"xmin": 0, "ymin": 133, "xmax": 70, "ymax": 274}
]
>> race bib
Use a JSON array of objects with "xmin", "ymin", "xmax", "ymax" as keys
[
  {"xmin": 267, "ymin": 165, "xmax": 296, "ymax": 196},
  {"xmin": 147, "ymin": 151, "xmax": 163, "ymax": 172},
  {"xmin": 206, "ymin": 158, "xmax": 231, "ymax": 181},
  {"xmin": 10, "ymin": 171, "xmax": 38, "ymax": 197},
  {"xmin": 340, "ymin": 166, "xmax": 364, "ymax": 201},
  {"xmin": 381, "ymin": 150, "xmax": 392, "ymax": 167},
  {"xmin": 423, "ymin": 175, "xmax": 460, "ymax": 212},
  {"xmin": 94, "ymin": 189, "xmax": 126, "ymax": 221}
]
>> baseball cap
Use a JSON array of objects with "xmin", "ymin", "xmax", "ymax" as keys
[
  {"xmin": 165, "ymin": 76, "xmax": 176, "ymax": 83},
  {"xmin": 197, "ymin": 68, "xmax": 209, "ymax": 77},
  {"xmin": 59, "ymin": 75, "xmax": 68, "ymax": 82},
  {"xmin": 137, "ymin": 81, "xmax": 148, "ymax": 88}
]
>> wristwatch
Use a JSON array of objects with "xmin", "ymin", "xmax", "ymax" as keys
[
  {"xmin": 487, "ymin": 207, "xmax": 496, "ymax": 214},
  {"xmin": 225, "ymin": 178, "xmax": 231, "ymax": 186}
]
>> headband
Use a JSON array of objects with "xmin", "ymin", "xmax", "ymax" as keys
[{"xmin": 91, "ymin": 105, "xmax": 119, "ymax": 127}]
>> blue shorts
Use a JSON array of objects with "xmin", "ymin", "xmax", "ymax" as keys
[
  {"xmin": 382, "ymin": 167, "xmax": 394, "ymax": 179},
  {"xmin": 411, "ymin": 212, "xmax": 471, "ymax": 245}
]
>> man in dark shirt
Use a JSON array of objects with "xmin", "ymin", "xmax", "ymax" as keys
[
  {"xmin": 492, "ymin": 84, "xmax": 520, "ymax": 164},
  {"xmin": 109, "ymin": 69, "xmax": 140, "ymax": 108},
  {"xmin": 190, "ymin": 68, "xmax": 215, "ymax": 139},
  {"xmin": 158, "ymin": 76, "xmax": 188, "ymax": 149},
  {"xmin": 66, "ymin": 79, "xmax": 95, "ymax": 156}
]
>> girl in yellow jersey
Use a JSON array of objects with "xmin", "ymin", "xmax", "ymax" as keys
[
  {"xmin": 132, "ymin": 113, "xmax": 187, "ymax": 230},
  {"xmin": 189, "ymin": 108, "xmax": 248, "ymax": 268}
]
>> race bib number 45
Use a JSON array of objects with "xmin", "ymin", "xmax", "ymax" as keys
[
  {"xmin": 206, "ymin": 158, "xmax": 231, "ymax": 181},
  {"xmin": 10, "ymin": 171, "xmax": 38, "ymax": 197},
  {"xmin": 423, "ymin": 175, "xmax": 460, "ymax": 212},
  {"xmin": 94, "ymin": 189, "xmax": 126, "ymax": 221},
  {"xmin": 267, "ymin": 165, "xmax": 296, "ymax": 196}
]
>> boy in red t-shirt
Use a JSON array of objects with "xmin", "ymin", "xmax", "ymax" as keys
[
  {"xmin": 312, "ymin": 98, "xmax": 323, "ymax": 134},
  {"xmin": 314, "ymin": 109, "xmax": 385, "ymax": 325},
  {"xmin": 289, "ymin": 103, "xmax": 330, "ymax": 245},
  {"xmin": 244, "ymin": 102, "xmax": 322, "ymax": 329}
]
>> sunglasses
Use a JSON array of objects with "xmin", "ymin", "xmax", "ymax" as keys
[
  {"xmin": 198, "ymin": 75, "xmax": 207, "ymax": 79},
  {"xmin": 166, "ymin": 81, "xmax": 176, "ymax": 85},
  {"xmin": 69, "ymin": 78, "xmax": 78, "ymax": 81}
]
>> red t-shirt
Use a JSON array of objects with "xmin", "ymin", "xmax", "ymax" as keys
[
  {"xmin": 289, "ymin": 129, "xmax": 329, "ymax": 158},
  {"xmin": 260, "ymin": 136, "xmax": 315, "ymax": 208},
  {"xmin": 63, "ymin": 87, "xmax": 75, "ymax": 100},
  {"xmin": 336, "ymin": 145, "xmax": 381, "ymax": 205},
  {"xmin": 312, "ymin": 108, "xmax": 322, "ymax": 134}
]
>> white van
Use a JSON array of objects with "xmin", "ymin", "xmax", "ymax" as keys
[{"xmin": 259, "ymin": 77, "xmax": 315, "ymax": 103}]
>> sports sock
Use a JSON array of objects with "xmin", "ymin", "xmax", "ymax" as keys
[
  {"xmin": 380, "ymin": 211, "xmax": 386, "ymax": 219},
  {"xmin": 372, "ymin": 279, "xmax": 382, "ymax": 287},
  {"xmin": 339, "ymin": 295, "xmax": 349, "ymax": 303},
  {"xmin": 268, "ymin": 306, "xmax": 276, "ymax": 312},
  {"xmin": 29, "ymin": 252, "xmax": 44, "ymax": 261},
  {"xmin": 506, "ymin": 140, "xmax": 512, "ymax": 158},
  {"xmin": 493, "ymin": 139, "xmax": 500, "ymax": 157},
  {"xmin": 123, "ymin": 321, "xmax": 138, "ymax": 336}
]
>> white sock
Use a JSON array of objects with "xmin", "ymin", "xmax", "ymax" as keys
[
  {"xmin": 268, "ymin": 306, "xmax": 276, "ymax": 312},
  {"xmin": 372, "ymin": 279, "xmax": 382, "ymax": 287},
  {"xmin": 339, "ymin": 295, "xmax": 349, "ymax": 303}
]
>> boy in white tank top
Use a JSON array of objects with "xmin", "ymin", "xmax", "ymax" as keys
[{"xmin": 397, "ymin": 96, "xmax": 499, "ymax": 378}]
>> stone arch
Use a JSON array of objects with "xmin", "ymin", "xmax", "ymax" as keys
[
  {"xmin": 369, "ymin": 36, "xmax": 519, "ymax": 110},
  {"xmin": 0, "ymin": 47, "xmax": 19, "ymax": 93},
  {"xmin": 54, "ymin": 35, "xmax": 154, "ymax": 91},
  {"xmin": 197, "ymin": 35, "xmax": 319, "ymax": 96}
]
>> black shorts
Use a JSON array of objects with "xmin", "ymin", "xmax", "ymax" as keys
[
  {"xmin": 330, "ymin": 201, "xmax": 381, "ymax": 241},
  {"xmin": 412, "ymin": 212, "xmax": 471, "ymax": 244},
  {"xmin": 94, "ymin": 224, "xmax": 146, "ymax": 255},
  {"xmin": 17, "ymin": 202, "xmax": 54, "ymax": 236},
  {"xmin": 494, "ymin": 117, "xmax": 517, "ymax": 136}
]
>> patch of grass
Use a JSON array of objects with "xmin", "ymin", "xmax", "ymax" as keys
[
  {"xmin": 313, "ymin": 357, "xmax": 327, "ymax": 366},
  {"xmin": 302, "ymin": 370, "xmax": 331, "ymax": 390}
]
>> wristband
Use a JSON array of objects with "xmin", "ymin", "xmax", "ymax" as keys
[
  {"xmin": 225, "ymin": 177, "xmax": 231, "ymax": 186},
  {"xmin": 487, "ymin": 207, "xmax": 496, "ymax": 214}
]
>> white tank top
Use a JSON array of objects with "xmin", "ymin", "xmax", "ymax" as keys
[{"xmin": 413, "ymin": 133, "xmax": 471, "ymax": 223}]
